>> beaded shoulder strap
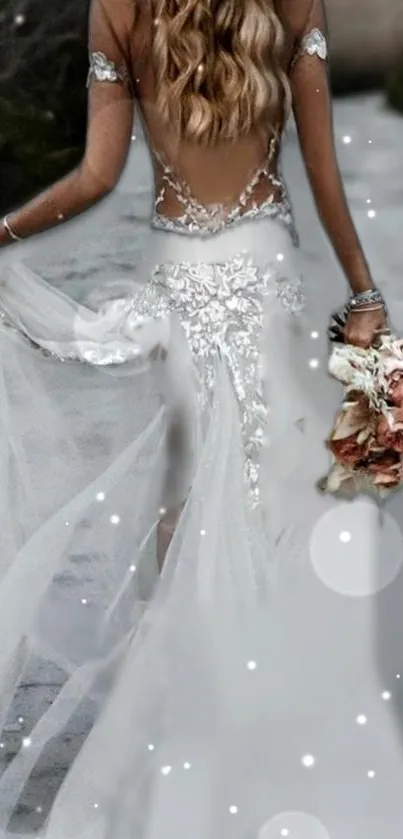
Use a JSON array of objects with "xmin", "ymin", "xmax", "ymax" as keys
[
  {"xmin": 291, "ymin": 28, "xmax": 328, "ymax": 69},
  {"xmin": 87, "ymin": 51, "xmax": 133, "ymax": 94}
]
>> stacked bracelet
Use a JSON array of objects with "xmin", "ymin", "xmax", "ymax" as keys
[
  {"xmin": 3, "ymin": 215, "xmax": 22, "ymax": 242},
  {"xmin": 348, "ymin": 289, "xmax": 386, "ymax": 312}
]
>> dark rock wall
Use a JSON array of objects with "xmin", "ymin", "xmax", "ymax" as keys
[{"xmin": 0, "ymin": 0, "xmax": 89, "ymax": 213}]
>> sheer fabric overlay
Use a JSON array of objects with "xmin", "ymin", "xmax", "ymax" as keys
[
  {"xmin": 0, "ymin": 218, "xmax": 315, "ymax": 839},
  {"xmin": 0, "ymin": 0, "xmax": 333, "ymax": 837}
]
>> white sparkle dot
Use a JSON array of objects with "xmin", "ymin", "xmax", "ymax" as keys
[
  {"xmin": 301, "ymin": 753, "xmax": 316, "ymax": 768},
  {"xmin": 110, "ymin": 514, "xmax": 120, "ymax": 525},
  {"xmin": 64, "ymin": 521, "xmax": 70, "ymax": 527},
  {"xmin": 35, "ymin": 806, "xmax": 43, "ymax": 814},
  {"xmin": 368, "ymin": 139, "xmax": 372, "ymax": 144},
  {"xmin": 57, "ymin": 213, "xmax": 64, "ymax": 220},
  {"xmin": 229, "ymin": 805, "xmax": 238, "ymax": 815},
  {"xmin": 18, "ymin": 716, "xmax": 24, "ymax": 724},
  {"xmin": 397, "ymin": 674, "xmax": 401, "ymax": 679},
  {"xmin": 367, "ymin": 770, "xmax": 376, "ymax": 779},
  {"xmin": 247, "ymin": 660, "xmax": 257, "ymax": 670},
  {"xmin": 310, "ymin": 330, "xmax": 319, "ymax": 339},
  {"xmin": 129, "ymin": 564, "xmax": 136, "ymax": 573},
  {"xmin": 22, "ymin": 737, "xmax": 32, "ymax": 748},
  {"xmin": 381, "ymin": 690, "xmax": 391, "ymax": 700},
  {"xmin": 309, "ymin": 358, "xmax": 320, "ymax": 369},
  {"xmin": 93, "ymin": 803, "xmax": 99, "ymax": 809},
  {"xmin": 14, "ymin": 13, "xmax": 26, "ymax": 25},
  {"xmin": 0, "ymin": 742, "xmax": 4, "ymax": 749},
  {"xmin": 200, "ymin": 529, "xmax": 206, "ymax": 536},
  {"xmin": 366, "ymin": 199, "xmax": 372, "ymax": 204},
  {"xmin": 96, "ymin": 492, "xmax": 106, "ymax": 502},
  {"xmin": 342, "ymin": 135, "xmax": 352, "ymax": 144},
  {"xmin": 276, "ymin": 253, "xmax": 284, "ymax": 262},
  {"xmin": 131, "ymin": 135, "xmax": 136, "ymax": 141},
  {"xmin": 161, "ymin": 765, "xmax": 172, "ymax": 776},
  {"xmin": 148, "ymin": 744, "xmax": 155, "ymax": 751},
  {"xmin": 367, "ymin": 209, "xmax": 376, "ymax": 219},
  {"xmin": 281, "ymin": 831, "xmax": 290, "ymax": 837},
  {"xmin": 356, "ymin": 714, "xmax": 367, "ymax": 725},
  {"xmin": 183, "ymin": 762, "xmax": 191, "ymax": 770},
  {"xmin": 159, "ymin": 507, "xmax": 166, "ymax": 516},
  {"xmin": 81, "ymin": 598, "xmax": 88, "ymax": 605},
  {"xmin": 339, "ymin": 530, "xmax": 351, "ymax": 543}
]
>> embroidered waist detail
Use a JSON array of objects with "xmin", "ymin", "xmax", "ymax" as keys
[
  {"xmin": 150, "ymin": 196, "xmax": 299, "ymax": 245},
  {"xmin": 151, "ymin": 200, "xmax": 299, "ymax": 245}
]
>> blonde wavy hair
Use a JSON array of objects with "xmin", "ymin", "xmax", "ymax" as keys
[{"xmin": 150, "ymin": 0, "xmax": 291, "ymax": 146}]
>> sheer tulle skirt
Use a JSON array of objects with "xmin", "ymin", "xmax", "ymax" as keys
[{"xmin": 0, "ymin": 217, "xmax": 319, "ymax": 839}]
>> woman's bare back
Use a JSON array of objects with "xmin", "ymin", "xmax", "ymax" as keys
[{"xmin": 124, "ymin": 0, "xmax": 306, "ymax": 224}]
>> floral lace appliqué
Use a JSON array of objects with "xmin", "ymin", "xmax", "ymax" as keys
[
  {"xmin": 87, "ymin": 51, "xmax": 132, "ymax": 93},
  {"xmin": 133, "ymin": 251, "xmax": 305, "ymax": 505},
  {"xmin": 291, "ymin": 28, "xmax": 328, "ymax": 68}
]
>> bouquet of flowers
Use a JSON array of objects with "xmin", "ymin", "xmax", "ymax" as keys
[{"xmin": 319, "ymin": 311, "xmax": 403, "ymax": 498}]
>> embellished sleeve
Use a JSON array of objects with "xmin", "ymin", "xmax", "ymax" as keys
[
  {"xmin": 87, "ymin": 0, "xmax": 134, "ymax": 95},
  {"xmin": 87, "ymin": 51, "xmax": 132, "ymax": 93},
  {"xmin": 289, "ymin": 0, "xmax": 375, "ymax": 295},
  {"xmin": 83, "ymin": 0, "xmax": 135, "ymax": 188},
  {"xmin": 290, "ymin": 26, "xmax": 328, "ymax": 69}
]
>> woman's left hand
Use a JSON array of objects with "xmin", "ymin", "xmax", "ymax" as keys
[{"xmin": 343, "ymin": 307, "xmax": 388, "ymax": 349}]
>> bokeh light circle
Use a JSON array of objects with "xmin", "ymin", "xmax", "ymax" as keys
[
  {"xmin": 309, "ymin": 500, "xmax": 403, "ymax": 596},
  {"xmin": 257, "ymin": 811, "xmax": 331, "ymax": 839}
]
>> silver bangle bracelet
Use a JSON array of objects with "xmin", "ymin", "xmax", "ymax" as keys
[
  {"xmin": 348, "ymin": 289, "xmax": 384, "ymax": 310},
  {"xmin": 349, "ymin": 304, "xmax": 385, "ymax": 313},
  {"xmin": 3, "ymin": 215, "xmax": 22, "ymax": 242}
]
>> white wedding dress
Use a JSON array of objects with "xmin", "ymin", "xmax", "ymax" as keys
[{"xmin": 1, "ymin": 2, "xmax": 403, "ymax": 838}]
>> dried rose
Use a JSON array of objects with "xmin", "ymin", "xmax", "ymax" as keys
[
  {"xmin": 329, "ymin": 433, "xmax": 370, "ymax": 466},
  {"xmin": 373, "ymin": 461, "xmax": 403, "ymax": 488},
  {"xmin": 376, "ymin": 408, "xmax": 403, "ymax": 452},
  {"xmin": 330, "ymin": 393, "xmax": 375, "ymax": 448},
  {"xmin": 387, "ymin": 373, "xmax": 403, "ymax": 407}
]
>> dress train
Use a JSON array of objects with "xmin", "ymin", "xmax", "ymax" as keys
[{"xmin": 0, "ymin": 216, "xmax": 321, "ymax": 839}]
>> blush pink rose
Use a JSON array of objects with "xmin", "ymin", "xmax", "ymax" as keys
[
  {"xmin": 387, "ymin": 373, "xmax": 403, "ymax": 407},
  {"xmin": 370, "ymin": 455, "xmax": 403, "ymax": 488},
  {"xmin": 376, "ymin": 409, "xmax": 403, "ymax": 452},
  {"xmin": 329, "ymin": 433, "xmax": 369, "ymax": 466}
]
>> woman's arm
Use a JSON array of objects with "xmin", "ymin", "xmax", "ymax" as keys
[
  {"xmin": 0, "ymin": 0, "xmax": 135, "ymax": 246},
  {"xmin": 289, "ymin": 0, "xmax": 375, "ymax": 296}
]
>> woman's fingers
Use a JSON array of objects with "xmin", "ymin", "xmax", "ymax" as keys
[{"xmin": 343, "ymin": 309, "xmax": 388, "ymax": 348}]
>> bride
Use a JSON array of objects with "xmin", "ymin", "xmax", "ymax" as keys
[{"xmin": 0, "ymin": 0, "xmax": 389, "ymax": 837}]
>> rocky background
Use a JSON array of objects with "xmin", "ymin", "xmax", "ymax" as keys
[
  {"xmin": 0, "ymin": 0, "xmax": 89, "ymax": 213},
  {"xmin": 0, "ymin": 0, "xmax": 403, "ymax": 214}
]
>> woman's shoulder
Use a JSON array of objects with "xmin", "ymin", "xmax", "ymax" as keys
[
  {"xmin": 275, "ymin": 0, "xmax": 318, "ymax": 38},
  {"xmin": 90, "ymin": 0, "xmax": 139, "ymax": 30},
  {"xmin": 89, "ymin": 0, "xmax": 143, "ymax": 61}
]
